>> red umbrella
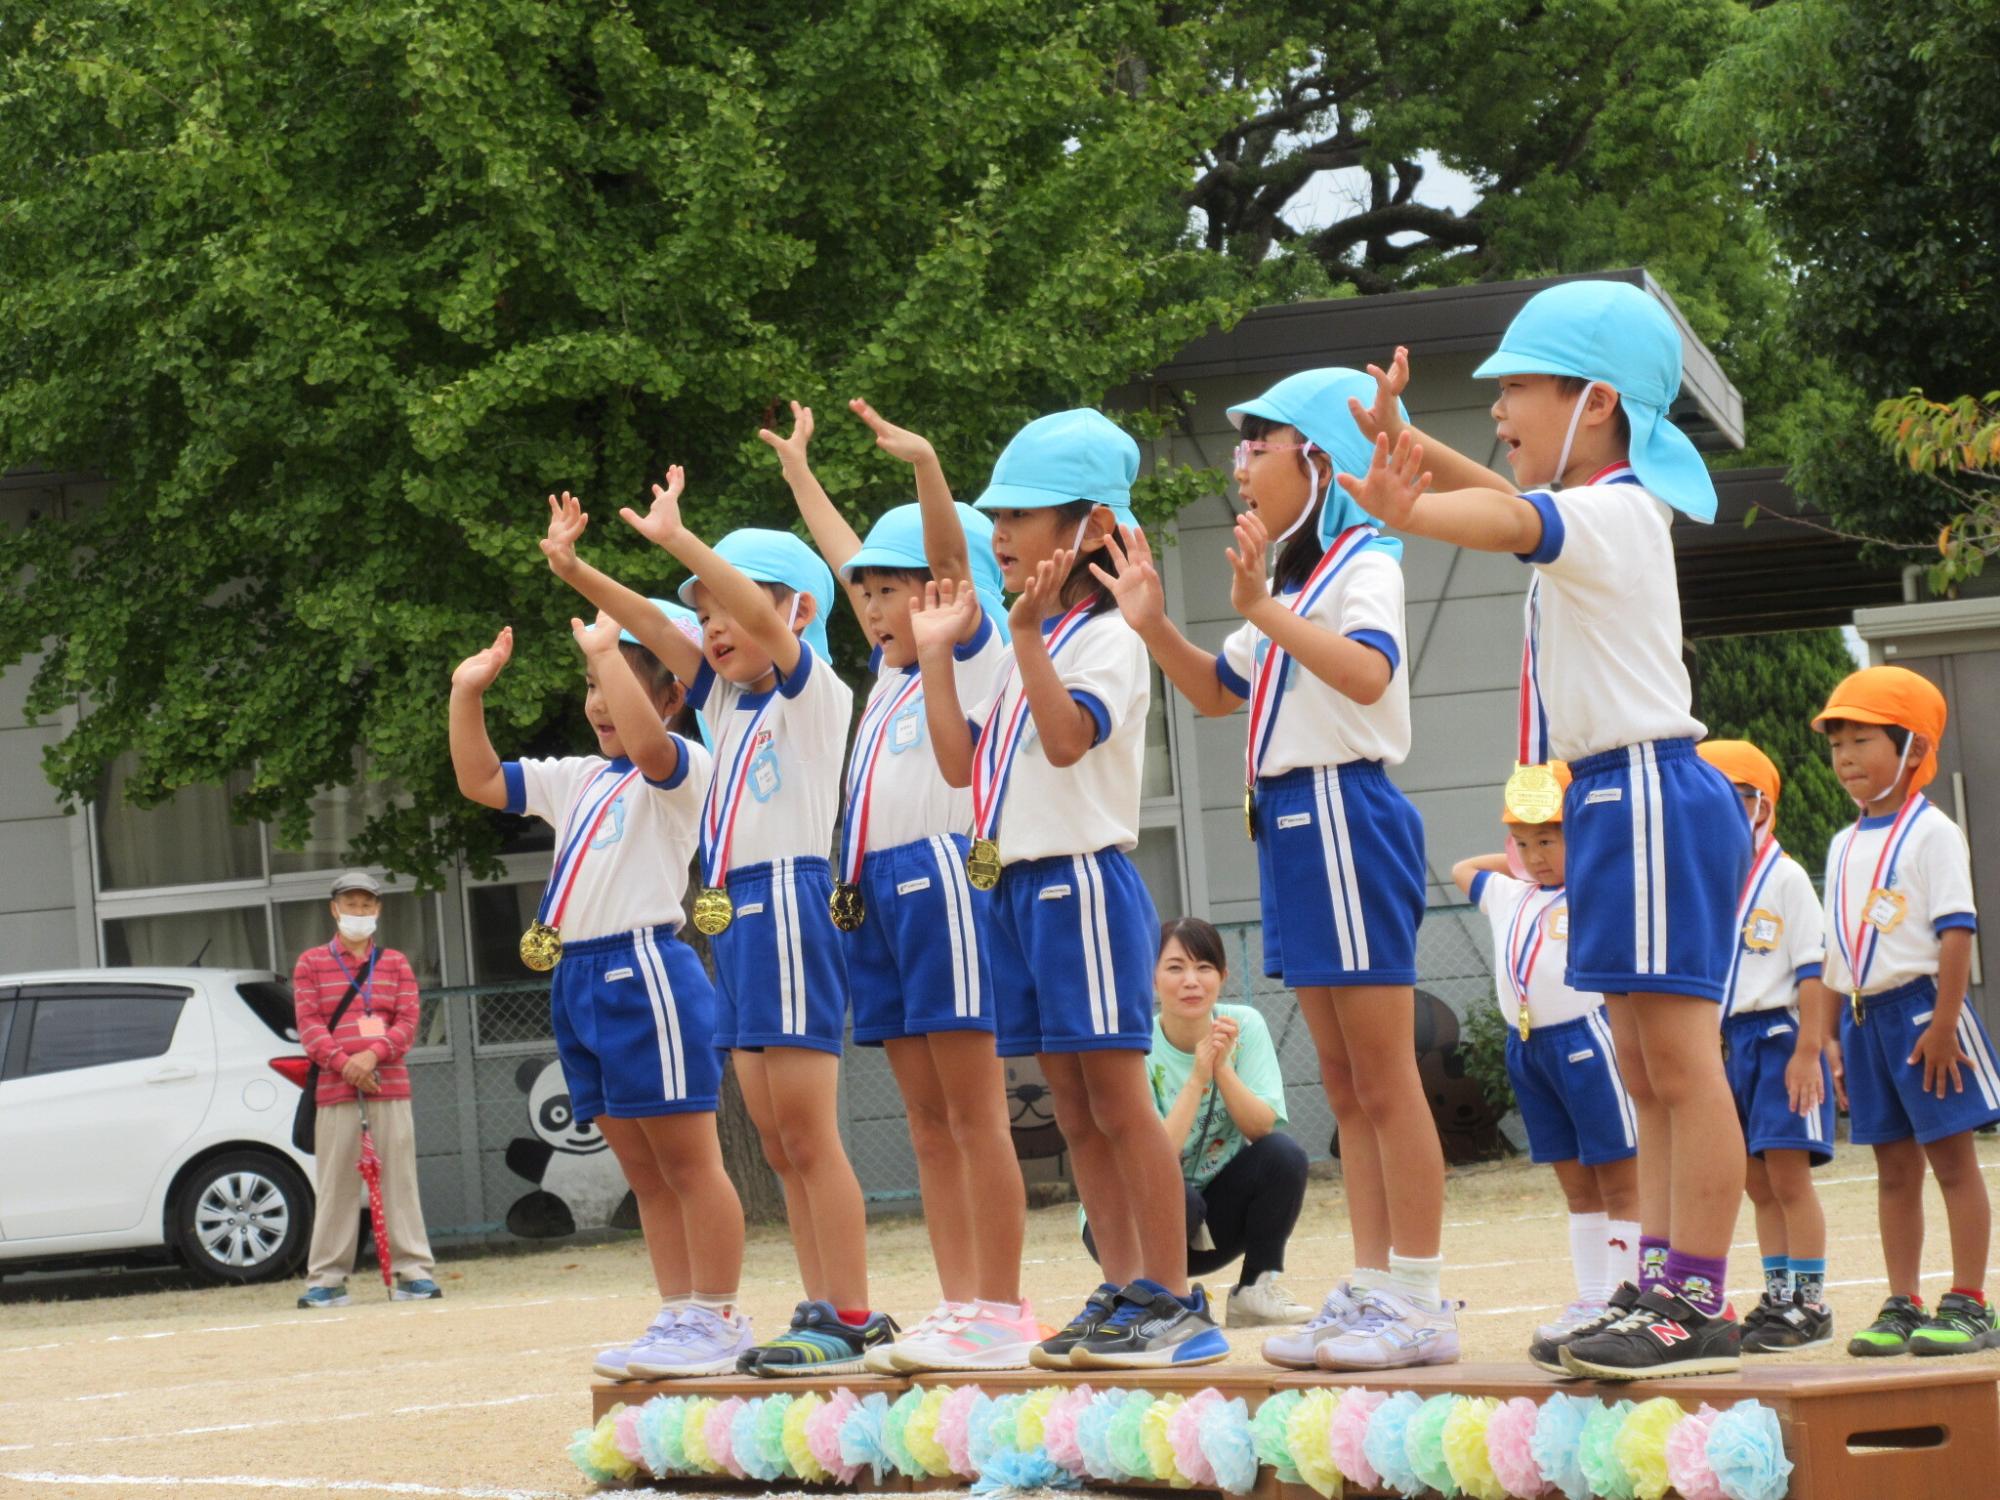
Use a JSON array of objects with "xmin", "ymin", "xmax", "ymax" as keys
[{"xmin": 354, "ymin": 1094, "xmax": 393, "ymax": 1293}]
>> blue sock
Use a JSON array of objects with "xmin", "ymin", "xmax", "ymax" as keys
[
  {"xmin": 1791, "ymin": 1257, "xmax": 1827, "ymax": 1308},
  {"xmin": 1762, "ymin": 1255, "xmax": 1793, "ymax": 1304}
]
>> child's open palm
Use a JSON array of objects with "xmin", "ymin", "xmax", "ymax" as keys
[
  {"xmin": 618, "ymin": 465, "xmax": 688, "ymax": 547},
  {"xmin": 570, "ymin": 608, "xmax": 620, "ymax": 658},
  {"xmin": 1910, "ymin": 1021, "xmax": 1974, "ymax": 1099},
  {"xmin": 849, "ymin": 398, "xmax": 936, "ymax": 467},
  {"xmin": 1346, "ymin": 345, "xmax": 1410, "ymax": 447},
  {"xmin": 1009, "ymin": 550, "xmax": 1073, "ymax": 632},
  {"xmin": 755, "ymin": 403, "xmax": 815, "ymax": 471},
  {"xmin": 1226, "ymin": 511, "xmax": 1273, "ymax": 615},
  {"xmin": 452, "ymin": 626, "xmax": 514, "ymax": 692},
  {"xmin": 909, "ymin": 577, "xmax": 979, "ymax": 655},
  {"xmin": 1338, "ymin": 431, "xmax": 1430, "ymax": 532},
  {"xmin": 540, "ymin": 491, "xmax": 588, "ymax": 572},
  {"xmin": 1091, "ymin": 525, "xmax": 1166, "ymax": 633}
]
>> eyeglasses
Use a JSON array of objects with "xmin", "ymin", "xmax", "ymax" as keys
[{"xmin": 1232, "ymin": 438, "xmax": 1307, "ymax": 470}]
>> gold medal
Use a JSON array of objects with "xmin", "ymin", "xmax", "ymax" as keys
[
  {"xmin": 1503, "ymin": 762, "xmax": 1564, "ymax": 824},
  {"xmin": 1244, "ymin": 784, "xmax": 1258, "ymax": 842},
  {"xmin": 1518, "ymin": 1010, "xmax": 1531, "ymax": 1043},
  {"xmin": 518, "ymin": 920, "xmax": 563, "ymax": 972},
  {"xmin": 966, "ymin": 837, "xmax": 1002, "ymax": 891},
  {"xmin": 829, "ymin": 882, "xmax": 865, "ymax": 932},
  {"xmin": 1852, "ymin": 989, "xmax": 1865, "ymax": 1026},
  {"xmin": 692, "ymin": 885, "xmax": 734, "ymax": 936}
]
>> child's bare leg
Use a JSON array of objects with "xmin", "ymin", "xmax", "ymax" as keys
[
  {"xmin": 1333, "ymin": 985, "xmax": 1445, "ymax": 1260},
  {"xmin": 733, "ymin": 1050, "xmax": 823, "ymax": 1297},
  {"xmin": 1602, "ymin": 997, "xmax": 1669, "ymax": 1240},
  {"xmin": 760, "ymin": 1046, "xmax": 870, "ymax": 1309},
  {"xmin": 1550, "ymin": 1158, "xmax": 1603, "ymax": 1216},
  {"xmin": 597, "ymin": 1115, "xmax": 691, "ymax": 1299},
  {"xmin": 1043, "ymin": 1052, "xmax": 1139, "ymax": 1285},
  {"xmin": 929, "ymin": 1030, "xmax": 1026, "ymax": 1304},
  {"xmin": 1745, "ymin": 1156, "xmax": 1787, "ymax": 1263},
  {"xmin": 1629, "ymin": 993, "xmax": 1744, "ymax": 1257},
  {"xmin": 1592, "ymin": 1157, "xmax": 1640, "ymax": 1224},
  {"xmin": 638, "ymin": 1111, "xmax": 745, "ymax": 1303},
  {"xmin": 1079, "ymin": 1047, "xmax": 1190, "ymax": 1296},
  {"xmin": 1873, "ymin": 1138, "xmax": 1928, "ymax": 1298},
  {"xmin": 1297, "ymin": 986, "xmax": 1389, "ymax": 1270},
  {"xmin": 884, "ymin": 1037, "xmax": 978, "ymax": 1303},
  {"xmin": 1923, "ymin": 1131, "xmax": 1990, "ymax": 1291},
  {"xmin": 1763, "ymin": 1149, "xmax": 1824, "ymax": 1262}
]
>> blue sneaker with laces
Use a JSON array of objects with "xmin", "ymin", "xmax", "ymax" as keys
[
  {"xmin": 393, "ymin": 1277, "xmax": 444, "ymax": 1301},
  {"xmin": 296, "ymin": 1284, "xmax": 351, "ymax": 1310},
  {"xmin": 741, "ymin": 1300, "xmax": 898, "ymax": 1377},
  {"xmin": 1068, "ymin": 1280, "xmax": 1230, "ymax": 1369}
]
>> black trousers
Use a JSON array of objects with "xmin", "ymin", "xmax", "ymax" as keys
[{"xmin": 1081, "ymin": 1131, "xmax": 1310, "ymax": 1286}]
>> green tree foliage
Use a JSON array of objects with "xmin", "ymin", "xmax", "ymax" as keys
[
  {"xmin": 1877, "ymin": 389, "xmax": 2000, "ymax": 589},
  {"xmin": 1691, "ymin": 629, "xmax": 1857, "ymax": 875}
]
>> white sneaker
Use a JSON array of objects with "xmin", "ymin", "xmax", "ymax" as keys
[
  {"xmin": 1535, "ymin": 1297, "xmax": 1609, "ymax": 1343},
  {"xmin": 1261, "ymin": 1282, "xmax": 1365, "ymax": 1368},
  {"xmin": 887, "ymin": 1300, "xmax": 1044, "ymax": 1371},
  {"xmin": 593, "ymin": 1307, "xmax": 683, "ymax": 1380},
  {"xmin": 1228, "ymin": 1272, "xmax": 1315, "ymax": 1328},
  {"xmin": 1313, "ymin": 1288, "xmax": 1461, "ymax": 1371},
  {"xmin": 863, "ymin": 1302, "xmax": 964, "ymax": 1374}
]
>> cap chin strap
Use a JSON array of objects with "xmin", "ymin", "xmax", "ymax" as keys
[
  {"xmin": 1852, "ymin": 736, "xmax": 1914, "ymax": 809},
  {"xmin": 1270, "ymin": 440, "xmax": 1325, "ymax": 547},
  {"xmin": 1549, "ymin": 381, "xmax": 1600, "ymax": 490},
  {"xmin": 1070, "ymin": 512, "xmax": 1093, "ymax": 556}
]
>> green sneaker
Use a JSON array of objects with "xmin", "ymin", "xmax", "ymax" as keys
[
  {"xmin": 1847, "ymin": 1294, "xmax": 1928, "ymax": 1356},
  {"xmin": 1909, "ymin": 1291, "xmax": 1997, "ymax": 1357}
]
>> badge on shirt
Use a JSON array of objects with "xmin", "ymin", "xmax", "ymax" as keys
[
  {"xmin": 749, "ymin": 744, "xmax": 782, "ymax": 802},
  {"xmin": 356, "ymin": 1016, "xmax": 387, "ymax": 1039},
  {"xmin": 1866, "ymin": 886, "xmax": 1908, "ymax": 933},
  {"xmin": 1742, "ymin": 908, "xmax": 1783, "ymax": 952},
  {"xmin": 1544, "ymin": 906, "xmax": 1569, "ymax": 941},
  {"xmin": 889, "ymin": 703, "xmax": 923, "ymax": 753}
]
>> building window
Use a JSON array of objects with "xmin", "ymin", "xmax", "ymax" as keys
[
  {"xmin": 103, "ymin": 904, "xmax": 273, "ymax": 971},
  {"xmin": 268, "ymin": 772, "xmax": 409, "ymax": 875},
  {"xmin": 95, "ymin": 756, "xmax": 262, "ymax": 892}
]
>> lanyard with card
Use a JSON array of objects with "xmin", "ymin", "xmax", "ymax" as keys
[{"xmin": 328, "ymin": 942, "xmax": 382, "ymax": 1035}]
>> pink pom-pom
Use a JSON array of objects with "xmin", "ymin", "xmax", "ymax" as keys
[
  {"xmin": 1486, "ymin": 1396, "xmax": 1549, "ymax": 1497},
  {"xmin": 1044, "ymin": 1384, "xmax": 1096, "ymax": 1476},
  {"xmin": 1328, "ymin": 1387, "xmax": 1386, "ymax": 1489},
  {"xmin": 808, "ymin": 1389, "xmax": 861, "ymax": 1484},
  {"xmin": 1169, "ymin": 1389, "xmax": 1222, "ymax": 1487},
  {"xmin": 706, "ymin": 1396, "xmax": 747, "ymax": 1479},
  {"xmin": 1666, "ymin": 1403, "xmax": 1726, "ymax": 1500},
  {"xmin": 938, "ymin": 1386, "xmax": 986, "ymax": 1477},
  {"xmin": 613, "ymin": 1406, "xmax": 646, "ymax": 1466}
]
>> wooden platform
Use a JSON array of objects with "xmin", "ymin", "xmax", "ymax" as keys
[{"xmin": 592, "ymin": 1360, "xmax": 2000, "ymax": 1497}]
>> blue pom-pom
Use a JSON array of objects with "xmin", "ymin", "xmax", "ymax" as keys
[
  {"xmin": 839, "ymin": 1391, "xmax": 892, "ymax": 1484},
  {"xmin": 635, "ymin": 1394, "xmax": 686, "ymax": 1477},
  {"xmin": 1576, "ymin": 1398, "xmax": 1636, "ymax": 1500},
  {"xmin": 1708, "ymin": 1400, "xmax": 1793, "ymax": 1500},
  {"xmin": 1074, "ymin": 1390, "xmax": 1125, "ymax": 1480},
  {"xmin": 732, "ymin": 1396, "xmax": 781, "ymax": 1482},
  {"xmin": 1200, "ymin": 1395, "xmax": 1260, "ymax": 1496},
  {"xmin": 974, "ymin": 1447, "xmax": 1085, "ymax": 1494},
  {"xmin": 1363, "ymin": 1390, "xmax": 1427, "ymax": 1498},
  {"xmin": 973, "ymin": 1393, "xmax": 1028, "ymax": 1474},
  {"xmin": 1531, "ymin": 1393, "xmax": 1599, "ymax": 1500}
]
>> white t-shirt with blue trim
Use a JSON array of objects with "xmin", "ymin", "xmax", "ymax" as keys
[
  {"xmin": 502, "ymin": 743, "xmax": 710, "ymax": 941},
  {"xmin": 1723, "ymin": 853, "xmax": 1826, "ymax": 1017},
  {"xmin": 1819, "ymin": 803, "xmax": 1979, "ymax": 997},
  {"xmin": 1215, "ymin": 548, "xmax": 1410, "ymax": 771},
  {"xmin": 857, "ymin": 615, "xmax": 1007, "ymax": 852},
  {"xmin": 1471, "ymin": 871, "xmax": 1605, "ymax": 1030}
]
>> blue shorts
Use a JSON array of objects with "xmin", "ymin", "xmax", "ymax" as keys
[
  {"xmin": 846, "ymin": 834, "xmax": 995, "ymax": 1045},
  {"xmin": 550, "ymin": 925, "xmax": 723, "ymax": 1121},
  {"xmin": 1842, "ymin": 977, "xmax": 2000, "ymax": 1146},
  {"xmin": 1505, "ymin": 1012, "xmax": 1637, "ymax": 1166},
  {"xmin": 1723, "ymin": 1009, "xmax": 1835, "ymax": 1163},
  {"xmin": 710, "ymin": 856, "xmax": 850, "ymax": 1055},
  {"xmin": 1253, "ymin": 762, "xmax": 1425, "ymax": 987},
  {"xmin": 987, "ymin": 848, "xmax": 1158, "ymax": 1058},
  {"xmin": 1564, "ymin": 739, "xmax": 1750, "ymax": 1001}
]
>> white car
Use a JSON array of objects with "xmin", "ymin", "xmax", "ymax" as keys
[{"xmin": 0, "ymin": 967, "xmax": 319, "ymax": 1285}]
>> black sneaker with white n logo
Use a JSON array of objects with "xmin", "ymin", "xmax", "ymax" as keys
[{"xmin": 1558, "ymin": 1285, "xmax": 1741, "ymax": 1380}]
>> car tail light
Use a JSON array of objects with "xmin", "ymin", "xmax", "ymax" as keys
[{"xmin": 269, "ymin": 1056, "xmax": 313, "ymax": 1089}]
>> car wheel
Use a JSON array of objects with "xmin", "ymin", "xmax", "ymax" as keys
[{"xmin": 171, "ymin": 1150, "xmax": 313, "ymax": 1285}]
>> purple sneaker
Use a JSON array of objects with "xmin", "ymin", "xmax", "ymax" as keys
[
  {"xmin": 627, "ymin": 1305, "xmax": 756, "ymax": 1378},
  {"xmin": 592, "ymin": 1306, "xmax": 682, "ymax": 1380}
]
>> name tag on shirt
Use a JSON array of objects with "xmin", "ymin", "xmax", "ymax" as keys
[
  {"xmin": 1866, "ymin": 888, "xmax": 1907, "ymax": 932},
  {"xmin": 1039, "ymin": 885, "xmax": 1073, "ymax": 901},
  {"xmin": 890, "ymin": 707, "xmax": 922, "ymax": 750},
  {"xmin": 1585, "ymin": 788, "xmax": 1623, "ymax": 806},
  {"xmin": 897, "ymin": 877, "xmax": 932, "ymax": 896},
  {"xmin": 356, "ymin": 1016, "xmax": 387, "ymax": 1039},
  {"xmin": 1276, "ymin": 813, "xmax": 1312, "ymax": 830}
]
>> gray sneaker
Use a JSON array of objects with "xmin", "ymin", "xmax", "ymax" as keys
[
  {"xmin": 593, "ymin": 1307, "xmax": 683, "ymax": 1380},
  {"xmin": 627, "ymin": 1305, "xmax": 757, "ymax": 1378},
  {"xmin": 1313, "ymin": 1287, "xmax": 1461, "ymax": 1371},
  {"xmin": 393, "ymin": 1277, "xmax": 443, "ymax": 1301},
  {"xmin": 296, "ymin": 1285, "xmax": 350, "ymax": 1310},
  {"xmin": 1261, "ymin": 1282, "xmax": 1365, "ymax": 1368}
]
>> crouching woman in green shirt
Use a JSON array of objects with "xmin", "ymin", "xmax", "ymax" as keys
[{"xmin": 1083, "ymin": 917, "xmax": 1314, "ymax": 1327}]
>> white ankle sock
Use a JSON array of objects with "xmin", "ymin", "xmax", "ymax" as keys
[
  {"xmin": 1569, "ymin": 1211, "xmax": 1611, "ymax": 1303},
  {"xmin": 1387, "ymin": 1251, "xmax": 1444, "ymax": 1307},
  {"xmin": 1349, "ymin": 1266, "xmax": 1390, "ymax": 1295}
]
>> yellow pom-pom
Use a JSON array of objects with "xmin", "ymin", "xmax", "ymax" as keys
[
  {"xmin": 905, "ymin": 1386, "xmax": 954, "ymax": 1477},
  {"xmin": 585, "ymin": 1410, "xmax": 638, "ymax": 1482},
  {"xmin": 784, "ymin": 1390, "xmax": 830, "ymax": 1483},
  {"xmin": 1143, "ymin": 1394, "xmax": 1191, "ymax": 1487},
  {"xmin": 1613, "ymin": 1395, "xmax": 1685, "ymax": 1500},
  {"xmin": 682, "ymin": 1396, "xmax": 717, "ymax": 1473},
  {"xmin": 1441, "ymin": 1396, "xmax": 1506, "ymax": 1500},
  {"xmin": 1287, "ymin": 1388, "xmax": 1343, "ymax": 1498},
  {"xmin": 1017, "ymin": 1385, "xmax": 1064, "ymax": 1452}
]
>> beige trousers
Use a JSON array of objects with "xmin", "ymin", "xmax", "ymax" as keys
[{"xmin": 306, "ymin": 1097, "xmax": 437, "ymax": 1287}]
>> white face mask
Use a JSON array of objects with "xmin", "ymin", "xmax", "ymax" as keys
[{"xmin": 337, "ymin": 913, "xmax": 378, "ymax": 942}]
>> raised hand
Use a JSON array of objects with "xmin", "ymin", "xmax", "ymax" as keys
[
  {"xmin": 1346, "ymin": 345, "xmax": 1410, "ymax": 446},
  {"xmin": 1911, "ymin": 1020, "xmax": 1974, "ymax": 1099},
  {"xmin": 755, "ymin": 402, "xmax": 815, "ymax": 472},
  {"xmin": 570, "ymin": 607, "xmax": 620, "ymax": 658},
  {"xmin": 451, "ymin": 626, "xmax": 514, "ymax": 693},
  {"xmin": 540, "ymin": 491, "xmax": 588, "ymax": 574},
  {"xmin": 1226, "ymin": 510, "xmax": 1273, "ymax": 616},
  {"xmin": 618, "ymin": 464, "xmax": 688, "ymax": 548},
  {"xmin": 909, "ymin": 577, "xmax": 980, "ymax": 657},
  {"xmin": 849, "ymin": 398, "xmax": 937, "ymax": 467},
  {"xmin": 1337, "ymin": 430, "xmax": 1430, "ymax": 531},
  {"xmin": 1009, "ymin": 549, "xmax": 1073, "ymax": 633},
  {"xmin": 1090, "ymin": 524, "xmax": 1167, "ymax": 633}
]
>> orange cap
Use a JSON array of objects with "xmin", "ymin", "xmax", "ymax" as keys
[
  {"xmin": 1811, "ymin": 665, "xmax": 1947, "ymax": 794},
  {"xmin": 1502, "ymin": 760, "xmax": 1572, "ymax": 824},
  {"xmin": 1698, "ymin": 739, "xmax": 1781, "ymax": 813}
]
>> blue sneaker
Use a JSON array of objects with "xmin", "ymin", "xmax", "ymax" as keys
[
  {"xmin": 1068, "ymin": 1280, "xmax": 1230, "ymax": 1369},
  {"xmin": 393, "ymin": 1277, "xmax": 444, "ymax": 1302},
  {"xmin": 627, "ymin": 1304, "xmax": 757, "ymax": 1378},
  {"xmin": 296, "ymin": 1285, "xmax": 351, "ymax": 1310},
  {"xmin": 594, "ymin": 1306, "xmax": 683, "ymax": 1380},
  {"xmin": 741, "ymin": 1301, "xmax": 898, "ymax": 1377},
  {"xmin": 1030, "ymin": 1284, "xmax": 1121, "ymax": 1370}
]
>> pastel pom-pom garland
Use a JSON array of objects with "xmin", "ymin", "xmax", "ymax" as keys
[
  {"xmin": 1363, "ymin": 1389, "xmax": 1427, "ymax": 1498},
  {"xmin": 1486, "ymin": 1394, "xmax": 1551, "ymax": 1498},
  {"xmin": 1201, "ymin": 1394, "xmax": 1260, "ymax": 1495},
  {"xmin": 1706, "ymin": 1400, "xmax": 1792, "ymax": 1500},
  {"xmin": 1613, "ymin": 1396, "xmax": 1684, "ymax": 1500},
  {"xmin": 1531, "ymin": 1392, "xmax": 1599, "ymax": 1500},
  {"xmin": 1442, "ymin": 1395, "xmax": 1507, "ymax": 1500},
  {"xmin": 1405, "ymin": 1392, "xmax": 1463, "ymax": 1497},
  {"xmin": 1664, "ymin": 1403, "xmax": 1727, "ymax": 1500},
  {"xmin": 1576, "ymin": 1398, "xmax": 1638, "ymax": 1500},
  {"xmin": 1330, "ymin": 1386, "xmax": 1387, "ymax": 1489}
]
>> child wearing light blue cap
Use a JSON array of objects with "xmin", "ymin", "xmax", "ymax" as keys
[
  {"xmin": 1340, "ymin": 279, "xmax": 1753, "ymax": 1379},
  {"xmin": 911, "ymin": 407, "xmax": 1228, "ymax": 1372},
  {"xmin": 1094, "ymin": 367, "xmax": 1451, "ymax": 1369},
  {"xmin": 758, "ymin": 397, "xmax": 1039, "ymax": 1370}
]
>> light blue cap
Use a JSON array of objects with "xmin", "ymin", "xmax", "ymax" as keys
[
  {"xmin": 973, "ymin": 409, "xmax": 1140, "ymax": 527},
  {"xmin": 1471, "ymin": 280, "xmax": 1718, "ymax": 523},
  {"xmin": 840, "ymin": 502, "xmax": 1007, "ymax": 631},
  {"xmin": 610, "ymin": 597, "xmax": 713, "ymax": 750},
  {"xmin": 1227, "ymin": 367, "xmax": 1406, "ymax": 556},
  {"xmin": 674, "ymin": 528, "xmax": 834, "ymax": 663}
]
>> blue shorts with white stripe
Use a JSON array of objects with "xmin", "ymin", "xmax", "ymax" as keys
[
  {"xmin": 1564, "ymin": 738, "xmax": 1750, "ymax": 1001},
  {"xmin": 1724, "ymin": 1008, "xmax": 1835, "ymax": 1163},
  {"xmin": 1842, "ymin": 976, "xmax": 2000, "ymax": 1146},
  {"xmin": 846, "ymin": 834, "xmax": 995, "ymax": 1045},
  {"xmin": 710, "ymin": 856, "xmax": 850, "ymax": 1056},
  {"xmin": 1506, "ymin": 1012, "xmax": 1638, "ymax": 1166},
  {"xmin": 550, "ymin": 924, "xmax": 723, "ymax": 1121},
  {"xmin": 986, "ymin": 847, "xmax": 1158, "ymax": 1058},
  {"xmin": 1252, "ymin": 761, "xmax": 1425, "ymax": 988}
]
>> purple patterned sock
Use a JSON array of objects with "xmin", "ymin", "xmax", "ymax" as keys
[
  {"xmin": 1638, "ymin": 1235, "xmax": 1670, "ymax": 1291},
  {"xmin": 1665, "ymin": 1249, "xmax": 1729, "ymax": 1316}
]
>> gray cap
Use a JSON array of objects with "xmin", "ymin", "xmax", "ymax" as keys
[{"xmin": 330, "ymin": 870, "xmax": 384, "ymax": 897}]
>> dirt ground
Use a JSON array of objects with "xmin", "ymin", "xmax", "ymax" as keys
[{"xmin": 5, "ymin": 1138, "xmax": 1999, "ymax": 1500}]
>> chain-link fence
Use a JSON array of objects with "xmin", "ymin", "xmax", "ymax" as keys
[{"xmin": 401, "ymin": 908, "xmax": 1501, "ymax": 1241}]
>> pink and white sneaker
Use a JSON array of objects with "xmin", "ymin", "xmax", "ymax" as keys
[
  {"xmin": 863, "ymin": 1302, "xmax": 966, "ymax": 1374},
  {"xmin": 886, "ymin": 1299, "xmax": 1044, "ymax": 1372}
]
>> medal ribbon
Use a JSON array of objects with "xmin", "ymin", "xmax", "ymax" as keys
[
  {"xmin": 1518, "ymin": 463, "xmax": 1636, "ymax": 765},
  {"xmin": 327, "ymin": 941, "xmax": 381, "ymax": 1018},
  {"xmin": 1244, "ymin": 524, "xmax": 1379, "ymax": 787},
  {"xmin": 970, "ymin": 599, "xmax": 1097, "ymax": 841},
  {"xmin": 536, "ymin": 766, "xmax": 642, "ymax": 929},
  {"xmin": 699, "ymin": 690, "xmax": 784, "ymax": 887},
  {"xmin": 1832, "ymin": 794, "xmax": 1928, "ymax": 997},
  {"xmin": 1504, "ymin": 885, "xmax": 1564, "ymax": 1020},
  {"xmin": 840, "ymin": 670, "xmax": 926, "ymax": 885},
  {"xmin": 1720, "ymin": 837, "xmax": 1784, "ymax": 1018}
]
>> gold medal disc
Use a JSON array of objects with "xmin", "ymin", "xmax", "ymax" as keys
[
  {"xmin": 1518, "ymin": 1011, "xmax": 1531, "ymax": 1043},
  {"xmin": 1244, "ymin": 785, "xmax": 1258, "ymax": 842},
  {"xmin": 692, "ymin": 885, "xmax": 734, "ymax": 937},
  {"xmin": 966, "ymin": 837, "xmax": 1002, "ymax": 891},
  {"xmin": 519, "ymin": 920, "xmax": 563, "ymax": 972},
  {"xmin": 1504, "ymin": 763, "xmax": 1565, "ymax": 824},
  {"xmin": 829, "ymin": 883, "xmax": 866, "ymax": 932}
]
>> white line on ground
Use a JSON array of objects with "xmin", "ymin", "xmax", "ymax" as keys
[
  {"xmin": 7, "ymin": 1393, "xmax": 566, "ymax": 1454},
  {"xmin": 1, "ymin": 1473, "xmax": 570, "ymax": 1499}
]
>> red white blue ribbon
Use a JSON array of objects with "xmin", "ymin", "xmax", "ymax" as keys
[
  {"xmin": 1832, "ymin": 794, "xmax": 1928, "ymax": 997},
  {"xmin": 970, "ymin": 599, "xmax": 1097, "ymax": 842},
  {"xmin": 840, "ymin": 670, "xmax": 926, "ymax": 885},
  {"xmin": 1519, "ymin": 462, "xmax": 1637, "ymax": 764},
  {"xmin": 1505, "ymin": 885, "xmax": 1565, "ymax": 1020},
  {"xmin": 538, "ymin": 765, "xmax": 643, "ymax": 928},
  {"xmin": 1245, "ymin": 523, "xmax": 1379, "ymax": 787},
  {"xmin": 699, "ymin": 693, "xmax": 783, "ymax": 886},
  {"xmin": 1721, "ymin": 837, "xmax": 1785, "ymax": 1018}
]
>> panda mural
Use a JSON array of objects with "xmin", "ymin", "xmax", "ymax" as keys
[{"xmin": 503, "ymin": 1057, "xmax": 640, "ymax": 1238}]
